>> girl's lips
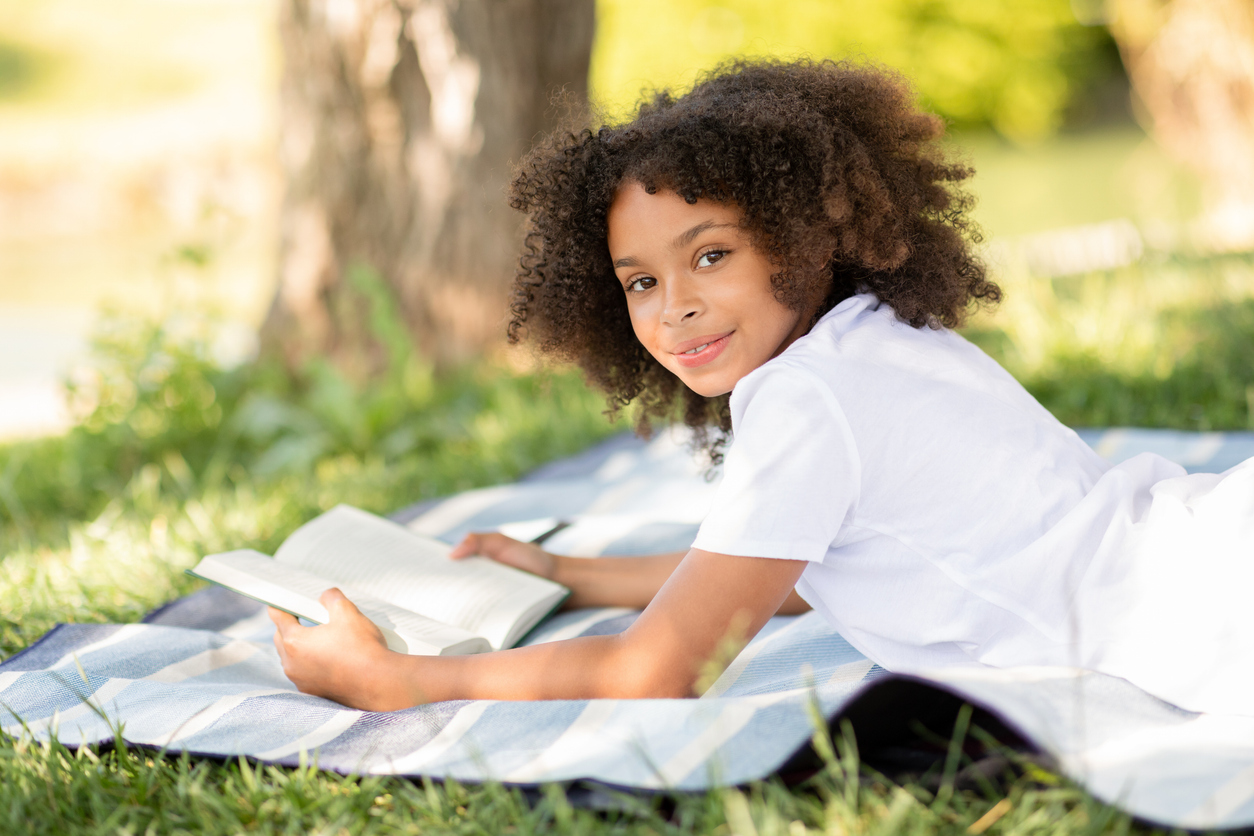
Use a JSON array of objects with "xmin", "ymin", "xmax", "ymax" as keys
[{"xmin": 672, "ymin": 332, "xmax": 732, "ymax": 368}]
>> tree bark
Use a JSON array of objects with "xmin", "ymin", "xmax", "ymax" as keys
[
  {"xmin": 264, "ymin": 0, "xmax": 595, "ymax": 373},
  {"xmin": 1107, "ymin": 0, "xmax": 1254, "ymax": 250}
]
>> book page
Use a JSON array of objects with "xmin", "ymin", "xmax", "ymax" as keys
[
  {"xmin": 273, "ymin": 506, "xmax": 567, "ymax": 649},
  {"xmin": 189, "ymin": 550, "xmax": 490, "ymax": 656}
]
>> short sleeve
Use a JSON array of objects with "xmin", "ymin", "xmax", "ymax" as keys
[{"xmin": 692, "ymin": 363, "xmax": 861, "ymax": 563}]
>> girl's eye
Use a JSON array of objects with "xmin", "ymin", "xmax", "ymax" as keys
[
  {"xmin": 626, "ymin": 276, "xmax": 656, "ymax": 293},
  {"xmin": 696, "ymin": 249, "xmax": 727, "ymax": 268}
]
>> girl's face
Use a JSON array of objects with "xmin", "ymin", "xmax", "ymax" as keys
[{"xmin": 607, "ymin": 182, "xmax": 811, "ymax": 397}]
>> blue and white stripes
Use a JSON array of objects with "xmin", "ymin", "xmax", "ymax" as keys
[{"xmin": 3, "ymin": 427, "xmax": 1254, "ymax": 829}]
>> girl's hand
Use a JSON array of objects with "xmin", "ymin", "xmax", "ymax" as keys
[
  {"xmin": 450, "ymin": 532, "xmax": 557, "ymax": 580},
  {"xmin": 269, "ymin": 589, "xmax": 415, "ymax": 711}
]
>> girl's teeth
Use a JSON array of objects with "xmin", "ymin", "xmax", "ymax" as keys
[{"xmin": 685, "ymin": 343, "xmax": 710, "ymax": 355}]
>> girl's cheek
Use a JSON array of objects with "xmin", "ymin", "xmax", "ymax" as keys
[
  {"xmin": 629, "ymin": 321, "xmax": 669, "ymax": 367},
  {"xmin": 627, "ymin": 301, "xmax": 657, "ymax": 342}
]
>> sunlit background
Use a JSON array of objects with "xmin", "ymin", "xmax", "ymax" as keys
[{"xmin": 0, "ymin": 0, "xmax": 1243, "ymax": 441}]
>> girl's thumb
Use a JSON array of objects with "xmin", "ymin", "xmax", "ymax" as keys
[{"xmin": 320, "ymin": 587, "xmax": 353, "ymax": 614}]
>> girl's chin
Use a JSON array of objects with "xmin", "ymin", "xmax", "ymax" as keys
[{"xmin": 677, "ymin": 370, "xmax": 737, "ymax": 398}]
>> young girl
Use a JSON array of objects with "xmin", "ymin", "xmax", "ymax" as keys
[{"xmin": 270, "ymin": 59, "xmax": 1254, "ymax": 717}]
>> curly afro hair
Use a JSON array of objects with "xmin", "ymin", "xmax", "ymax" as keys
[{"xmin": 508, "ymin": 58, "xmax": 999, "ymax": 454}]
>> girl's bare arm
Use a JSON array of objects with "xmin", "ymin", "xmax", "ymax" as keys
[
  {"xmin": 449, "ymin": 532, "xmax": 811, "ymax": 614},
  {"xmin": 269, "ymin": 548, "xmax": 808, "ymax": 710}
]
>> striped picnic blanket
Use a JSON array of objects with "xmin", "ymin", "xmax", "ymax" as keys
[{"xmin": 2, "ymin": 428, "xmax": 1253, "ymax": 829}]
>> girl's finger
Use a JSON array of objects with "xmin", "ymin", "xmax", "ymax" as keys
[
  {"xmin": 475, "ymin": 532, "xmax": 514, "ymax": 556},
  {"xmin": 449, "ymin": 533, "xmax": 479, "ymax": 560},
  {"xmin": 269, "ymin": 606, "xmax": 299, "ymax": 631},
  {"xmin": 451, "ymin": 532, "xmax": 514, "ymax": 559},
  {"xmin": 320, "ymin": 587, "xmax": 368, "ymax": 624},
  {"xmin": 319, "ymin": 587, "xmax": 351, "ymax": 615}
]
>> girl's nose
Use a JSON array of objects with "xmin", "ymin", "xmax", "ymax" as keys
[{"xmin": 661, "ymin": 277, "xmax": 703, "ymax": 325}]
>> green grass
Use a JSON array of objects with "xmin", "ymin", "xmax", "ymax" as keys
[
  {"xmin": 954, "ymin": 127, "xmax": 1201, "ymax": 238},
  {"xmin": 0, "ymin": 722, "xmax": 1137, "ymax": 836},
  {"xmin": 966, "ymin": 251, "xmax": 1254, "ymax": 431},
  {"xmin": 4, "ymin": 262, "xmax": 1248, "ymax": 833}
]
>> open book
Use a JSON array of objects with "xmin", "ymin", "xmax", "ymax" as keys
[{"xmin": 187, "ymin": 505, "xmax": 569, "ymax": 656}]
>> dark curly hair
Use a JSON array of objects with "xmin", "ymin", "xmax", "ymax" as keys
[{"xmin": 508, "ymin": 58, "xmax": 999, "ymax": 454}]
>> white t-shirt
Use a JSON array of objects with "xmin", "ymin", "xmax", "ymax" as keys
[{"xmin": 693, "ymin": 293, "xmax": 1254, "ymax": 715}]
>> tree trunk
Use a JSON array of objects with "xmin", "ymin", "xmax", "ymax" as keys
[
  {"xmin": 1107, "ymin": 0, "xmax": 1254, "ymax": 250},
  {"xmin": 263, "ymin": 0, "xmax": 596, "ymax": 374}
]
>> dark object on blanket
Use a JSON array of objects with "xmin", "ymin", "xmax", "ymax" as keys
[
  {"xmin": 777, "ymin": 676, "xmax": 1041, "ymax": 790},
  {"xmin": 518, "ymin": 680, "xmax": 1042, "ymax": 816},
  {"xmin": 520, "ymin": 678, "xmax": 1046, "ymax": 813}
]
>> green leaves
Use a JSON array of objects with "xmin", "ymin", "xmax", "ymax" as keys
[{"xmin": 592, "ymin": 0, "xmax": 1122, "ymax": 142}]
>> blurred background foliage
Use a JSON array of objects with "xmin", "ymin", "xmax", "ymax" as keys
[
  {"xmin": 593, "ymin": 0, "xmax": 1125, "ymax": 141},
  {"xmin": 2, "ymin": 0, "xmax": 1124, "ymax": 133}
]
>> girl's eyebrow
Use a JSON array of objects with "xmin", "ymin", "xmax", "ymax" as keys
[
  {"xmin": 612, "ymin": 220, "xmax": 737, "ymax": 269},
  {"xmin": 674, "ymin": 220, "xmax": 736, "ymax": 248}
]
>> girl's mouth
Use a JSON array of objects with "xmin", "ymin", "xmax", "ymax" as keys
[{"xmin": 672, "ymin": 333, "xmax": 732, "ymax": 368}]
